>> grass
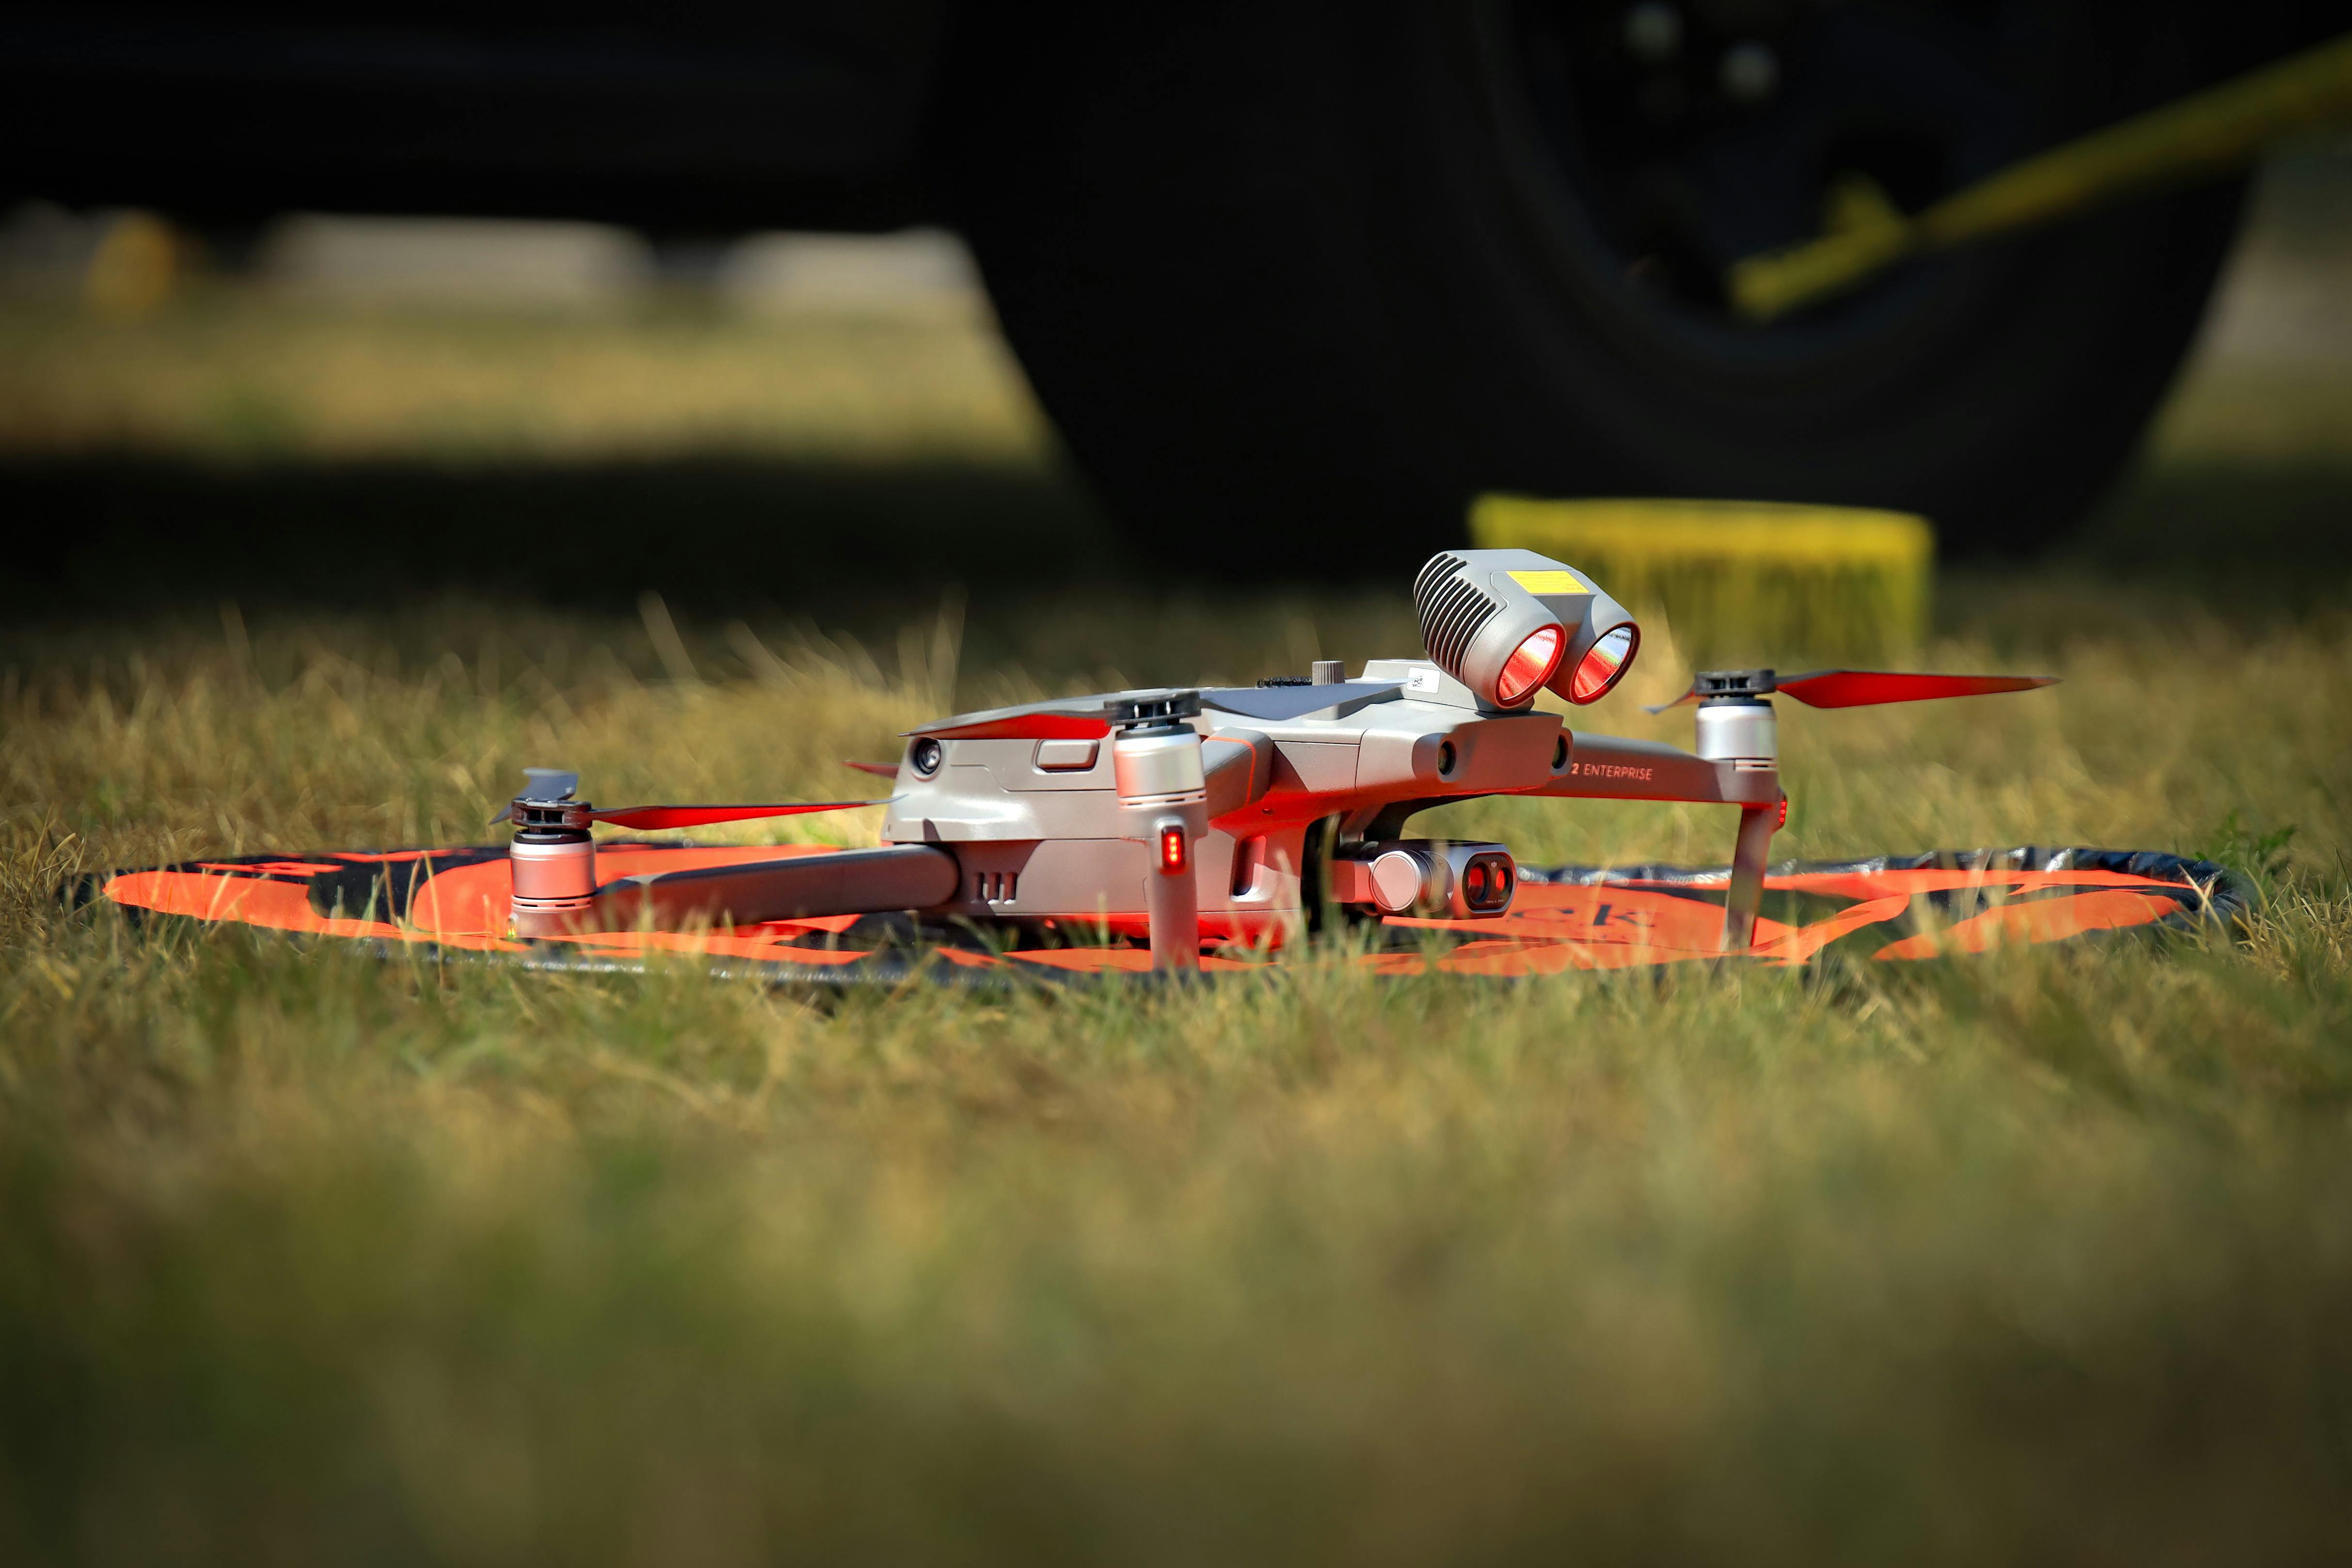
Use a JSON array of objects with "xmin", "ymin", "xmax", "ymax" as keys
[
  {"xmin": 0, "ymin": 288, "xmax": 1052, "ymax": 468},
  {"xmin": 3, "ymin": 265, "xmax": 2352, "ymax": 1560},
  {"xmin": 5, "ymin": 573, "xmax": 2351, "ymax": 1564}
]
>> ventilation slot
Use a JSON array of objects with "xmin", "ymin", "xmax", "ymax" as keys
[{"xmin": 1414, "ymin": 554, "xmax": 1500, "ymax": 681}]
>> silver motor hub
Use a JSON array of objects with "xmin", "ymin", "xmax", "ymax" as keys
[
  {"xmin": 1694, "ymin": 701, "xmax": 1777, "ymax": 769},
  {"xmin": 1689, "ymin": 670, "xmax": 1780, "ymax": 773},
  {"xmin": 506, "ymin": 770, "xmax": 598, "ymax": 938},
  {"xmin": 1110, "ymin": 690, "xmax": 1208, "ymax": 808}
]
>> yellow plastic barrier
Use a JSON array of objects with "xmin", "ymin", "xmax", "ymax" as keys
[{"xmin": 1469, "ymin": 495, "xmax": 1935, "ymax": 666}]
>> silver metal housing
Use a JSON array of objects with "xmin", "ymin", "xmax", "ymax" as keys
[
  {"xmin": 510, "ymin": 831, "xmax": 597, "ymax": 937},
  {"xmin": 1112, "ymin": 726, "xmax": 1208, "ymax": 807},
  {"xmin": 1695, "ymin": 701, "xmax": 1779, "ymax": 770}
]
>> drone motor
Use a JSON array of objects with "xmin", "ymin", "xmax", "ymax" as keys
[
  {"xmin": 1689, "ymin": 671, "xmax": 1780, "ymax": 771},
  {"xmin": 495, "ymin": 769, "xmax": 899, "ymax": 937},
  {"xmin": 506, "ymin": 769, "xmax": 598, "ymax": 938}
]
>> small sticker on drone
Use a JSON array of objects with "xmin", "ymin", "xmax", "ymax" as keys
[
  {"xmin": 1406, "ymin": 668, "xmax": 1443, "ymax": 693},
  {"xmin": 1508, "ymin": 570, "xmax": 1589, "ymax": 595}
]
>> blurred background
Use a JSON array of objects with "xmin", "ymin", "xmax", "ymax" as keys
[
  {"xmin": 0, "ymin": 213, "xmax": 1097, "ymax": 620},
  {"xmin": 2, "ymin": 145, "xmax": 2347, "ymax": 618},
  {"xmin": 5, "ymin": 18, "xmax": 2352, "ymax": 1562},
  {"xmin": 0, "ymin": 4, "xmax": 2346, "ymax": 632}
]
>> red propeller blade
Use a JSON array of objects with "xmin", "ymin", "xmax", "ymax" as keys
[
  {"xmin": 1773, "ymin": 670, "xmax": 2058, "ymax": 708},
  {"xmin": 841, "ymin": 760, "xmax": 900, "ymax": 778},
  {"xmin": 1649, "ymin": 669, "xmax": 2057, "ymax": 713},
  {"xmin": 586, "ymin": 800, "xmax": 892, "ymax": 831},
  {"xmin": 908, "ymin": 694, "xmax": 1127, "ymax": 743},
  {"xmin": 917, "ymin": 714, "xmax": 1110, "ymax": 747},
  {"xmin": 921, "ymin": 713, "xmax": 1112, "ymax": 742}
]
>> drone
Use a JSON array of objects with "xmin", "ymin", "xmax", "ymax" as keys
[{"xmin": 495, "ymin": 549, "xmax": 2055, "ymax": 970}]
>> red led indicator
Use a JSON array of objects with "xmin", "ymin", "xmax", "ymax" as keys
[{"xmin": 1159, "ymin": 826, "xmax": 1189, "ymax": 874}]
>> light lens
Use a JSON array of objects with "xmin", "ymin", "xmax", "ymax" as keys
[
  {"xmin": 1159, "ymin": 825, "xmax": 1189, "ymax": 874},
  {"xmin": 1494, "ymin": 625, "xmax": 1565, "ymax": 707},
  {"xmin": 1568, "ymin": 625, "xmax": 1638, "ymax": 704}
]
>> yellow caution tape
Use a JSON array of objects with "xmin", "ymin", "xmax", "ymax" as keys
[{"xmin": 1730, "ymin": 30, "xmax": 2352, "ymax": 322}]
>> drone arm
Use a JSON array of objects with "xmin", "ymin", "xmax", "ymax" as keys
[
  {"xmin": 588, "ymin": 845, "xmax": 960, "ymax": 931},
  {"xmin": 1514, "ymin": 733, "xmax": 1781, "ymax": 951},
  {"xmin": 1202, "ymin": 731, "xmax": 1274, "ymax": 818},
  {"xmin": 1516, "ymin": 734, "xmax": 1779, "ymax": 806}
]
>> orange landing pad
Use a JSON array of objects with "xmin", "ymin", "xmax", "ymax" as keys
[{"xmin": 84, "ymin": 843, "xmax": 2244, "ymax": 983}]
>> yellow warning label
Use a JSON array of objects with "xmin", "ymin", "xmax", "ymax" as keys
[{"xmin": 1508, "ymin": 569, "xmax": 1589, "ymax": 596}]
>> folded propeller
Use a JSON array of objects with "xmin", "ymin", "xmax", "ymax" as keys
[
  {"xmin": 492, "ymin": 768, "xmax": 890, "ymax": 831},
  {"xmin": 1647, "ymin": 668, "xmax": 2057, "ymax": 713}
]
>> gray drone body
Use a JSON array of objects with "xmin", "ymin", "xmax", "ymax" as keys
[
  {"xmin": 875, "ymin": 659, "xmax": 1763, "ymax": 947},
  {"xmin": 501, "ymin": 550, "xmax": 2054, "ymax": 966}
]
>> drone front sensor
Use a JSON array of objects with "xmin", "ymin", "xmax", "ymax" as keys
[{"xmin": 1413, "ymin": 550, "xmax": 1641, "ymax": 710}]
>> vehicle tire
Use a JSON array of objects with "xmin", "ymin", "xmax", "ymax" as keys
[{"xmin": 931, "ymin": 1, "xmax": 2255, "ymax": 567}]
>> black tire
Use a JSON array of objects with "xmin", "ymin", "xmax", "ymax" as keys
[{"xmin": 931, "ymin": 2, "xmax": 2252, "ymax": 567}]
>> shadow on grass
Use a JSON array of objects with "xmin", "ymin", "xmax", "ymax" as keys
[
  {"xmin": 3, "ymin": 449, "xmax": 2347, "ymax": 630},
  {"xmin": 0, "ymin": 454, "xmax": 1134, "ymax": 623},
  {"xmin": 2070, "ymin": 458, "xmax": 2352, "ymax": 605}
]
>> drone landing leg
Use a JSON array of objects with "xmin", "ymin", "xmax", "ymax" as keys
[
  {"xmin": 1719, "ymin": 804, "xmax": 1777, "ymax": 953},
  {"xmin": 1144, "ymin": 812, "xmax": 1203, "ymax": 972}
]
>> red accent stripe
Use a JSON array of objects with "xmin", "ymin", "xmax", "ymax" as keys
[{"xmin": 924, "ymin": 714, "xmax": 1113, "ymax": 742}]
